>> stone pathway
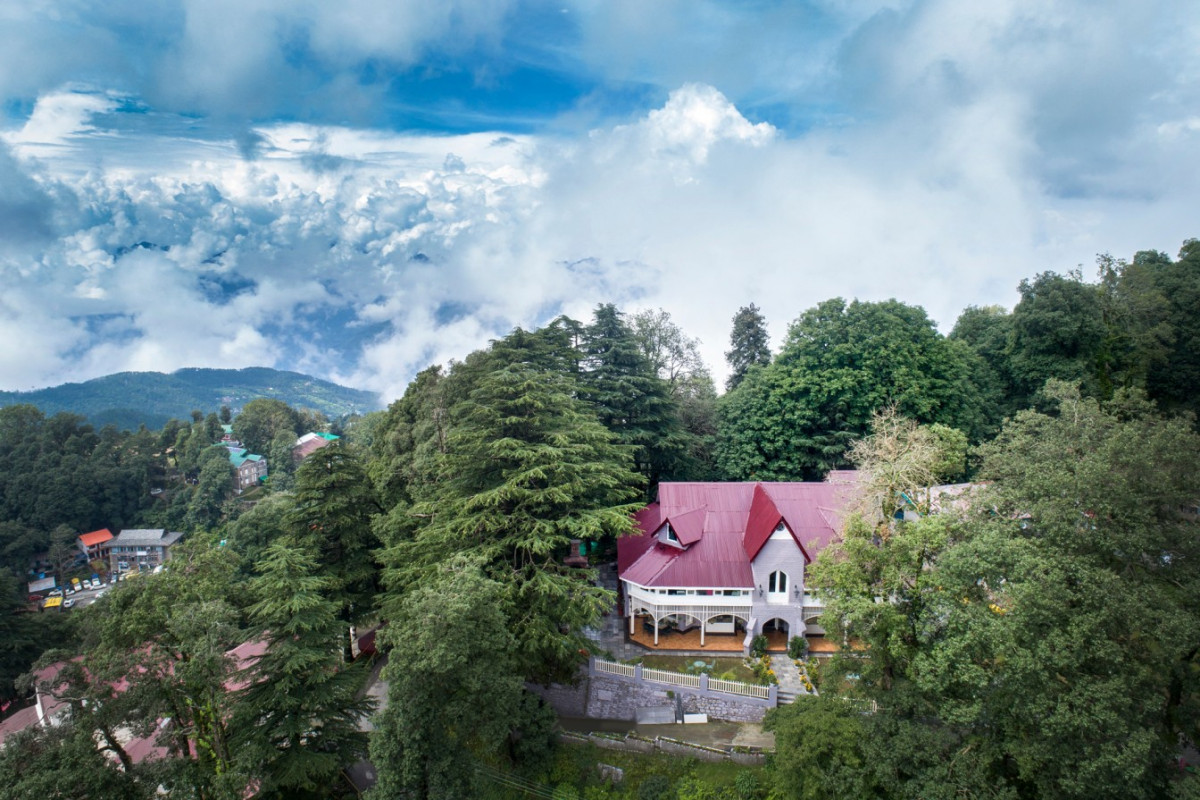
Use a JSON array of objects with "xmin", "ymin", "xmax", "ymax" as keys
[
  {"xmin": 770, "ymin": 654, "xmax": 809, "ymax": 704},
  {"xmin": 584, "ymin": 563, "xmax": 646, "ymax": 660}
]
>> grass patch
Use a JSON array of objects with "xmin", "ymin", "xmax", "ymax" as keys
[{"xmin": 635, "ymin": 654, "xmax": 760, "ymax": 684}]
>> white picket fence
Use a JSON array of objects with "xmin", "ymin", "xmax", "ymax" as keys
[
  {"xmin": 641, "ymin": 667, "xmax": 701, "ymax": 689},
  {"xmin": 708, "ymin": 677, "xmax": 771, "ymax": 700},
  {"xmin": 593, "ymin": 659, "xmax": 636, "ymax": 679}
]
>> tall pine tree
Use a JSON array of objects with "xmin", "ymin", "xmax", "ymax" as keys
[
  {"xmin": 724, "ymin": 303, "xmax": 771, "ymax": 391},
  {"xmin": 288, "ymin": 440, "xmax": 381, "ymax": 635},
  {"xmin": 380, "ymin": 363, "xmax": 642, "ymax": 683},
  {"xmin": 578, "ymin": 303, "xmax": 687, "ymax": 490},
  {"xmin": 231, "ymin": 541, "xmax": 373, "ymax": 798}
]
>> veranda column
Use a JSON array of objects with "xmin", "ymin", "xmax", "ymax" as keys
[
  {"xmin": 700, "ymin": 616, "xmax": 706, "ymax": 647},
  {"xmin": 654, "ymin": 616, "xmax": 660, "ymax": 646}
]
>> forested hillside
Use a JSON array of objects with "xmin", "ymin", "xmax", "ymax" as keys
[
  {"xmin": 0, "ymin": 367, "xmax": 382, "ymax": 430},
  {"xmin": 1, "ymin": 240, "xmax": 1198, "ymax": 799}
]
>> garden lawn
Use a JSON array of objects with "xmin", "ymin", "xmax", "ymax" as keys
[{"xmin": 635, "ymin": 655, "xmax": 760, "ymax": 684}]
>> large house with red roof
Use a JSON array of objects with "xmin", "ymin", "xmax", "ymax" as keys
[{"xmin": 617, "ymin": 477, "xmax": 857, "ymax": 651}]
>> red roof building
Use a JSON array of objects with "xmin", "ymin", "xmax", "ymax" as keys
[
  {"xmin": 617, "ymin": 477, "xmax": 858, "ymax": 650},
  {"xmin": 77, "ymin": 528, "xmax": 114, "ymax": 561}
]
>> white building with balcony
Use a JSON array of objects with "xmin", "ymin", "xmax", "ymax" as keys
[{"xmin": 617, "ymin": 477, "xmax": 857, "ymax": 652}]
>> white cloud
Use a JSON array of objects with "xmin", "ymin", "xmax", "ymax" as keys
[{"xmin": 2, "ymin": 0, "xmax": 1199, "ymax": 402}]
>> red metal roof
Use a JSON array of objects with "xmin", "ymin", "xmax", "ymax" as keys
[
  {"xmin": 0, "ymin": 705, "xmax": 39, "ymax": 748},
  {"xmin": 743, "ymin": 484, "xmax": 782, "ymax": 561},
  {"xmin": 618, "ymin": 479, "xmax": 856, "ymax": 589},
  {"xmin": 668, "ymin": 507, "xmax": 707, "ymax": 545},
  {"xmin": 78, "ymin": 528, "xmax": 114, "ymax": 547}
]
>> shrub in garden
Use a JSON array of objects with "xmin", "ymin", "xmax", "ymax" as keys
[
  {"xmin": 787, "ymin": 635, "xmax": 808, "ymax": 659},
  {"xmin": 675, "ymin": 776, "xmax": 716, "ymax": 800},
  {"xmin": 734, "ymin": 770, "xmax": 762, "ymax": 799},
  {"xmin": 638, "ymin": 774, "xmax": 674, "ymax": 800},
  {"xmin": 749, "ymin": 634, "xmax": 768, "ymax": 657}
]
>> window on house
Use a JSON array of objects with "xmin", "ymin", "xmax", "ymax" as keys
[
  {"xmin": 666, "ymin": 528, "xmax": 679, "ymax": 543},
  {"xmin": 768, "ymin": 571, "xmax": 788, "ymax": 594}
]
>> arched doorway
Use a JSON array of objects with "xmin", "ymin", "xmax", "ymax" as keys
[{"xmin": 762, "ymin": 617, "xmax": 790, "ymax": 652}]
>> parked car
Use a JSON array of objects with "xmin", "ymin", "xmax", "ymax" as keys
[
  {"xmin": 48, "ymin": 589, "xmax": 63, "ymax": 597},
  {"xmin": 62, "ymin": 599, "xmax": 75, "ymax": 609}
]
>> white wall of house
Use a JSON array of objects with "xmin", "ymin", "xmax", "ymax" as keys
[{"xmin": 749, "ymin": 526, "xmax": 807, "ymax": 638}]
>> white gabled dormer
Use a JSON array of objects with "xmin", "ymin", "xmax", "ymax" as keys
[{"xmin": 655, "ymin": 521, "xmax": 684, "ymax": 549}]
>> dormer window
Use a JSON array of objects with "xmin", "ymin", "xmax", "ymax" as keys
[{"xmin": 655, "ymin": 521, "xmax": 683, "ymax": 548}]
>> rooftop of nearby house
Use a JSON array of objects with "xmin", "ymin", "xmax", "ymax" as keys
[
  {"xmin": 293, "ymin": 432, "xmax": 339, "ymax": 460},
  {"xmin": 618, "ymin": 478, "xmax": 859, "ymax": 589},
  {"xmin": 113, "ymin": 529, "xmax": 184, "ymax": 547},
  {"xmin": 78, "ymin": 528, "xmax": 114, "ymax": 548},
  {"xmin": 0, "ymin": 705, "xmax": 40, "ymax": 749}
]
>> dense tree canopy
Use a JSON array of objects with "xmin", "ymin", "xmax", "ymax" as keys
[
  {"xmin": 380, "ymin": 363, "xmax": 642, "ymax": 683},
  {"xmin": 4, "ymin": 238, "xmax": 1200, "ymax": 799},
  {"xmin": 811, "ymin": 384, "xmax": 1200, "ymax": 799},
  {"xmin": 579, "ymin": 303, "xmax": 690, "ymax": 489},
  {"xmin": 717, "ymin": 298, "xmax": 990, "ymax": 480}
]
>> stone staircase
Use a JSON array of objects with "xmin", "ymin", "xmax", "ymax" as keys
[{"xmin": 770, "ymin": 654, "xmax": 809, "ymax": 705}]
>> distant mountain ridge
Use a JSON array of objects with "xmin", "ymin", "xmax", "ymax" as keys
[{"xmin": 0, "ymin": 368, "xmax": 383, "ymax": 430}]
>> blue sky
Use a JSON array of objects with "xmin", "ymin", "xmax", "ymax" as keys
[{"xmin": 1, "ymin": 0, "xmax": 1198, "ymax": 400}]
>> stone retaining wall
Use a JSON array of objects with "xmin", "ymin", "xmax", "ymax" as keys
[
  {"xmin": 586, "ymin": 662, "xmax": 775, "ymax": 723},
  {"xmin": 530, "ymin": 664, "xmax": 776, "ymax": 724}
]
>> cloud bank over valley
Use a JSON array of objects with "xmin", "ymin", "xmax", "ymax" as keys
[{"xmin": 2, "ymin": 1, "xmax": 1197, "ymax": 403}]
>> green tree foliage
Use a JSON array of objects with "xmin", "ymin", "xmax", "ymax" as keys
[
  {"xmin": 287, "ymin": 440, "xmax": 381, "ymax": 630},
  {"xmin": 224, "ymin": 492, "xmax": 292, "ymax": 571},
  {"xmin": 579, "ymin": 303, "xmax": 688, "ymax": 488},
  {"xmin": 0, "ymin": 567, "xmax": 74, "ymax": 704},
  {"xmin": 70, "ymin": 537, "xmax": 248, "ymax": 797},
  {"xmin": 186, "ymin": 446, "xmax": 235, "ymax": 530},
  {"xmin": 813, "ymin": 383, "xmax": 1200, "ymax": 800},
  {"xmin": 1007, "ymin": 271, "xmax": 1107, "ymax": 403},
  {"xmin": 952, "ymin": 244, "xmax": 1200, "ymax": 421},
  {"xmin": 0, "ymin": 722, "xmax": 148, "ymax": 800},
  {"xmin": 632, "ymin": 308, "xmax": 720, "ymax": 480},
  {"xmin": 369, "ymin": 565, "xmax": 527, "ymax": 800},
  {"xmin": 725, "ymin": 303, "xmax": 772, "ymax": 391},
  {"xmin": 764, "ymin": 697, "xmax": 876, "ymax": 800},
  {"xmin": 381, "ymin": 364, "xmax": 642, "ymax": 683},
  {"xmin": 1140, "ymin": 241, "xmax": 1200, "ymax": 418},
  {"xmin": 718, "ymin": 299, "xmax": 990, "ymax": 481},
  {"xmin": 231, "ymin": 398, "xmax": 300, "ymax": 455},
  {"xmin": 265, "ymin": 429, "xmax": 298, "ymax": 492},
  {"xmin": 231, "ymin": 540, "xmax": 372, "ymax": 798},
  {"xmin": 0, "ymin": 406, "xmax": 162, "ymax": 573}
]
